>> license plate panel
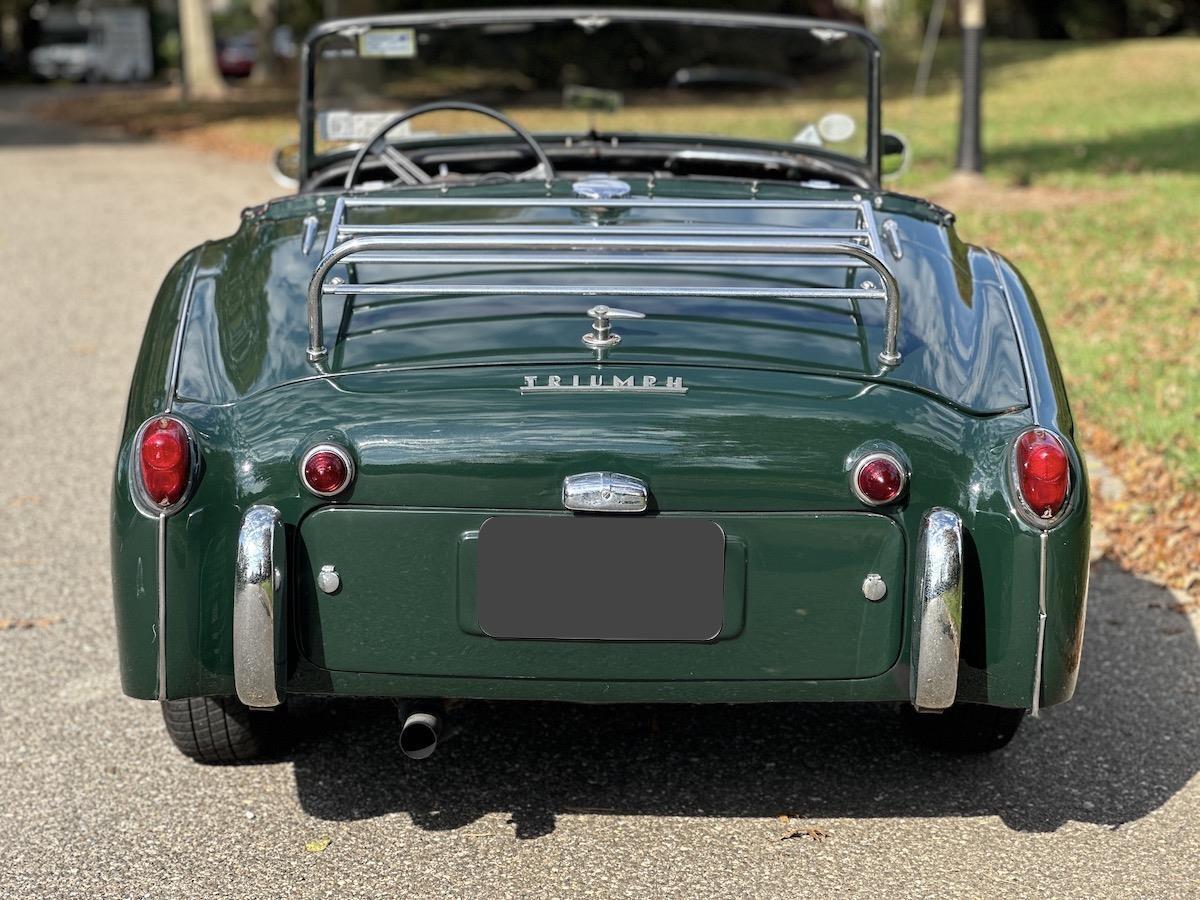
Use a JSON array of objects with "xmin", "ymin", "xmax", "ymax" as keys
[{"xmin": 476, "ymin": 516, "xmax": 725, "ymax": 641}]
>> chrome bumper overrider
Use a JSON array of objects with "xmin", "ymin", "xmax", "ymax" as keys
[
  {"xmin": 911, "ymin": 508, "xmax": 964, "ymax": 711},
  {"xmin": 233, "ymin": 505, "xmax": 285, "ymax": 708}
]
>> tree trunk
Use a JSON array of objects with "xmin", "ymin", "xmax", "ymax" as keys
[
  {"xmin": 247, "ymin": 0, "xmax": 276, "ymax": 85},
  {"xmin": 179, "ymin": 0, "xmax": 226, "ymax": 100}
]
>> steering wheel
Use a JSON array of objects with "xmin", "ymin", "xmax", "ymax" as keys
[{"xmin": 343, "ymin": 100, "xmax": 556, "ymax": 189}]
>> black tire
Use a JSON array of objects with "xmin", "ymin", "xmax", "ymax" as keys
[
  {"xmin": 161, "ymin": 696, "xmax": 287, "ymax": 764},
  {"xmin": 902, "ymin": 703, "xmax": 1025, "ymax": 754}
]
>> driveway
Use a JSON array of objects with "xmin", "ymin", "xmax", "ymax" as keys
[{"xmin": 1, "ymin": 88, "xmax": 1197, "ymax": 899}]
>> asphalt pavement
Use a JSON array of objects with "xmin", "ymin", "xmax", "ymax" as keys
[{"xmin": 1, "ymin": 88, "xmax": 1198, "ymax": 899}]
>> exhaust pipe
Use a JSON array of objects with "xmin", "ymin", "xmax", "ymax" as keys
[{"xmin": 399, "ymin": 704, "xmax": 442, "ymax": 760}]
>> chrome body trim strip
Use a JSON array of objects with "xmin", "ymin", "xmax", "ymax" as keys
[
  {"xmin": 563, "ymin": 472, "xmax": 648, "ymax": 513},
  {"xmin": 911, "ymin": 507, "xmax": 964, "ymax": 711},
  {"xmin": 163, "ymin": 246, "xmax": 206, "ymax": 415},
  {"xmin": 989, "ymin": 248, "xmax": 1054, "ymax": 713},
  {"xmin": 233, "ymin": 505, "xmax": 285, "ymax": 708},
  {"xmin": 1031, "ymin": 530, "xmax": 1048, "ymax": 717},
  {"xmin": 156, "ymin": 514, "xmax": 167, "ymax": 700},
  {"xmin": 987, "ymin": 248, "xmax": 1039, "ymax": 424}
]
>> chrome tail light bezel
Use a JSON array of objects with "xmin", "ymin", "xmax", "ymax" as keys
[
  {"xmin": 130, "ymin": 414, "xmax": 201, "ymax": 518},
  {"xmin": 849, "ymin": 449, "xmax": 910, "ymax": 507},
  {"xmin": 1008, "ymin": 427, "xmax": 1074, "ymax": 530},
  {"xmin": 299, "ymin": 443, "xmax": 356, "ymax": 498}
]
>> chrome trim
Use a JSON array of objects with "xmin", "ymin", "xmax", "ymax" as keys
[
  {"xmin": 325, "ymin": 283, "xmax": 886, "ymax": 301},
  {"xmin": 234, "ymin": 505, "xmax": 285, "ymax": 708},
  {"xmin": 156, "ymin": 514, "xmax": 167, "ymax": 700},
  {"xmin": 572, "ymin": 177, "xmax": 632, "ymax": 200},
  {"xmin": 306, "ymin": 197, "xmax": 901, "ymax": 368},
  {"xmin": 522, "ymin": 374, "xmax": 687, "ymax": 394},
  {"xmin": 911, "ymin": 508, "xmax": 964, "ymax": 711},
  {"xmin": 563, "ymin": 471, "xmax": 648, "ymax": 513},
  {"xmin": 850, "ymin": 450, "xmax": 907, "ymax": 507},
  {"xmin": 300, "ymin": 215, "xmax": 320, "ymax": 255},
  {"xmin": 1031, "ymin": 531, "xmax": 1048, "ymax": 717},
  {"xmin": 582, "ymin": 304, "xmax": 645, "ymax": 354},
  {"xmin": 335, "ymin": 223, "xmax": 872, "ymax": 241},
  {"xmin": 987, "ymin": 248, "xmax": 1039, "ymax": 424},
  {"xmin": 881, "ymin": 218, "xmax": 903, "ymax": 260},
  {"xmin": 861, "ymin": 573, "xmax": 887, "ymax": 602},
  {"xmin": 129, "ymin": 415, "xmax": 201, "ymax": 520},
  {"xmin": 299, "ymin": 443, "xmax": 355, "ymax": 498},
  {"xmin": 1007, "ymin": 427, "xmax": 1073, "ymax": 530},
  {"xmin": 164, "ymin": 246, "xmax": 206, "ymax": 414}
]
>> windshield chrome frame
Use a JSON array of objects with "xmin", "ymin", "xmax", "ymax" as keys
[{"xmin": 299, "ymin": 7, "xmax": 883, "ymax": 186}]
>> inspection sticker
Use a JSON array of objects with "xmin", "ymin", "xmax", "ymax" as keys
[
  {"xmin": 319, "ymin": 111, "xmax": 412, "ymax": 142},
  {"xmin": 359, "ymin": 28, "xmax": 416, "ymax": 58}
]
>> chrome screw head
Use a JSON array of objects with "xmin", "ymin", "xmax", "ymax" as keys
[
  {"xmin": 318, "ymin": 564, "xmax": 341, "ymax": 595},
  {"xmin": 861, "ymin": 573, "xmax": 887, "ymax": 602}
]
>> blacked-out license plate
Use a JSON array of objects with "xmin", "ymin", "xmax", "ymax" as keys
[{"xmin": 476, "ymin": 516, "xmax": 725, "ymax": 641}]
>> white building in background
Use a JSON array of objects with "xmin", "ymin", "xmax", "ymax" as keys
[{"xmin": 27, "ymin": 1, "xmax": 152, "ymax": 81}]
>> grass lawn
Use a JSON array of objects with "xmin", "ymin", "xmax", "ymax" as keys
[{"xmin": 38, "ymin": 37, "xmax": 1200, "ymax": 597}]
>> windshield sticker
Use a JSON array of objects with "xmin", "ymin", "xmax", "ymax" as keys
[
  {"xmin": 817, "ymin": 113, "xmax": 856, "ymax": 143},
  {"xmin": 359, "ymin": 28, "xmax": 416, "ymax": 58},
  {"xmin": 320, "ymin": 111, "xmax": 414, "ymax": 142},
  {"xmin": 792, "ymin": 124, "xmax": 823, "ymax": 147}
]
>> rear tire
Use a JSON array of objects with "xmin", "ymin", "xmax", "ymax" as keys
[
  {"xmin": 161, "ymin": 696, "xmax": 287, "ymax": 764},
  {"xmin": 902, "ymin": 703, "xmax": 1025, "ymax": 753}
]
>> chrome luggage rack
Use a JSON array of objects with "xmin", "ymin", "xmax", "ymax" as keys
[{"xmin": 305, "ymin": 193, "xmax": 901, "ymax": 368}]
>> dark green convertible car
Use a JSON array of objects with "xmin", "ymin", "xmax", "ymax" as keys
[{"xmin": 112, "ymin": 8, "xmax": 1090, "ymax": 763}]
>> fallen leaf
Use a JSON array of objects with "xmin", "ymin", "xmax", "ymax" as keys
[
  {"xmin": 0, "ymin": 615, "xmax": 63, "ymax": 631},
  {"xmin": 304, "ymin": 837, "xmax": 331, "ymax": 853}
]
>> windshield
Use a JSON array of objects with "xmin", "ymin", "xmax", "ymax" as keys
[{"xmin": 302, "ymin": 10, "xmax": 880, "ymax": 179}]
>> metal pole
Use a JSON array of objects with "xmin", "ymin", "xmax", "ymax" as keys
[
  {"xmin": 913, "ymin": 0, "xmax": 948, "ymax": 98},
  {"xmin": 955, "ymin": 0, "xmax": 985, "ymax": 173}
]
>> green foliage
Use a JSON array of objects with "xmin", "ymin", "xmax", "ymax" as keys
[{"xmin": 886, "ymin": 38, "xmax": 1200, "ymax": 476}]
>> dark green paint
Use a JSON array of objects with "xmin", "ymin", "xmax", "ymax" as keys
[
  {"xmin": 110, "ymin": 178, "xmax": 1090, "ymax": 710},
  {"xmin": 295, "ymin": 508, "xmax": 904, "ymax": 680}
]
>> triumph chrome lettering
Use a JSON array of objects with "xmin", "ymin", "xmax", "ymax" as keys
[{"xmin": 520, "ymin": 374, "xmax": 687, "ymax": 395}]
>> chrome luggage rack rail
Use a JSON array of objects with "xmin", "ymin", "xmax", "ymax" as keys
[{"xmin": 305, "ymin": 194, "xmax": 901, "ymax": 367}]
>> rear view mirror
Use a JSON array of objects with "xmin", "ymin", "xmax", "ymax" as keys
[
  {"xmin": 881, "ymin": 131, "xmax": 911, "ymax": 181},
  {"xmin": 270, "ymin": 143, "xmax": 301, "ymax": 190}
]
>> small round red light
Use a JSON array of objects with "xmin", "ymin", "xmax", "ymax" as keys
[
  {"xmin": 302, "ymin": 447, "xmax": 351, "ymax": 497},
  {"xmin": 1015, "ymin": 429, "xmax": 1070, "ymax": 520},
  {"xmin": 854, "ymin": 455, "xmax": 905, "ymax": 505},
  {"xmin": 139, "ymin": 417, "xmax": 190, "ymax": 508}
]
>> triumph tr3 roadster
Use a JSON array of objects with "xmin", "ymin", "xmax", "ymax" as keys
[{"xmin": 111, "ymin": 8, "xmax": 1090, "ymax": 763}]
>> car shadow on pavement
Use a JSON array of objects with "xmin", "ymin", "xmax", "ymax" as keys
[{"xmin": 288, "ymin": 560, "xmax": 1199, "ymax": 837}]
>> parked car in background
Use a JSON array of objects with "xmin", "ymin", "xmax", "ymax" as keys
[
  {"xmin": 112, "ymin": 8, "xmax": 1090, "ymax": 766},
  {"xmin": 217, "ymin": 33, "xmax": 257, "ymax": 79}
]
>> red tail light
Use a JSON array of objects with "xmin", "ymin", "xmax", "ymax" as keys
[
  {"xmin": 301, "ymin": 444, "xmax": 354, "ymax": 497},
  {"xmin": 1013, "ymin": 428, "xmax": 1070, "ymax": 522},
  {"xmin": 852, "ymin": 452, "xmax": 907, "ymax": 506},
  {"xmin": 139, "ymin": 417, "xmax": 191, "ymax": 509}
]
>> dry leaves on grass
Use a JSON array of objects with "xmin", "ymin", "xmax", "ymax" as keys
[
  {"xmin": 0, "ymin": 615, "xmax": 63, "ymax": 631},
  {"xmin": 1086, "ymin": 423, "xmax": 1200, "ymax": 609}
]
